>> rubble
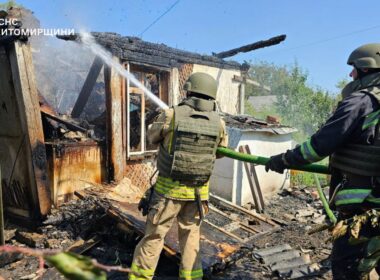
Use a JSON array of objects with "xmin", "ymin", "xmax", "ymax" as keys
[
  {"xmin": 0, "ymin": 182, "xmax": 334, "ymax": 279},
  {"xmin": 15, "ymin": 231, "xmax": 45, "ymax": 248}
]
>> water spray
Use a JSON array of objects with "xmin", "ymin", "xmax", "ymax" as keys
[
  {"xmin": 78, "ymin": 32, "xmax": 169, "ymax": 110},
  {"xmin": 74, "ymin": 33, "xmax": 330, "ymax": 175}
]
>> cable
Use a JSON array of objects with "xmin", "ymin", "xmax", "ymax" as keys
[
  {"xmin": 261, "ymin": 24, "xmax": 380, "ymax": 55},
  {"xmin": 138, "ymin": 0, "xmax": 181, "ymax": 38}
]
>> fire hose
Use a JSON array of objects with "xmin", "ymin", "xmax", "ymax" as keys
[{"xmin": 216, "ymin": 147, "xmax": 337, "ymax": 224}]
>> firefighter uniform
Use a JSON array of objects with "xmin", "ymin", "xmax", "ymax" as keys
[
  {"xmin": 129, "ymin": 73, "xmax": 228, "ymax": 280},
  {"xmin": 265, "ymin": 44, "xmax": 380, "ymax": 279}
]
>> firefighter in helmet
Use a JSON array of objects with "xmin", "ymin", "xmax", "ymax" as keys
[
  {"xmin": 266, "ymin": 43, "xmax": 380, "ymax": 279},
  {"xmin": 129, "ymin": 72, "xmax": 228, "ymax": 280}
]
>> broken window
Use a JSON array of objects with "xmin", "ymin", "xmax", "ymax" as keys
[{"xmin": 126, "ymin": 63, "xmax": 169, "ymax": 157}]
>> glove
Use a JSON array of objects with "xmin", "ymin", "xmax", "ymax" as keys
[
  {"xmin": 265, "ymin": 153, "xmax": 288, "ymax": 174},
  {"xmin": 138, "ymin": 188, "xmax": 153, "ymax": 216}
]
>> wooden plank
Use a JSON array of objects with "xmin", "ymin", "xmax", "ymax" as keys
[
  {"xmin": 41, "ymin": 111, "xmax": 87, "ymax": 133},
  {"xmin": 204, "ymin": 220, "xmax": 244, "ymax": 243},
  {"xmin": 208, "ymin": 205, "xmax": 261, "ymax": 234},
  {"xmin": 8, "ymin": 41, "xmax": 51, "ymax": 218},
  {"xmin": 104, "ymin": 57, "xmax": 125, "ymax": 182},
  {"xmin": 239, "ymin": 146, "xmax": 262, "ymax": 213},
  {"xmin": 71, "ymin": 56, "xmax": 103, "ymax": 118},
  {"xmin": 129, "ymin": 87, "xmax": 143, "ymax": 94},
  {"xmin": 210, "ymin": 193, "xmax": 278, "ymax": 227},
  {"xmin": 244, "ymin": 145, "xmax": 265, "ymax": 211}
]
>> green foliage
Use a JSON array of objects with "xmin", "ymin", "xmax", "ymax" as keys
[
  {"xmin": 45, "ymin": 252, "xmax": 107, "ymax": 280},
  {"xmin": 244, "ymin": 101, "xmax": 277, "ymax": 120},
  {"xmin": 246, "ymin": 61, "xmax": 339, "ymax": 141},
  {"xmin": 290, "ymin": 171, "xmax": 328, "ymax": 187},
  {"xmin": 336, "ymin": 78, "xmax": 350, "ymax": 91},
  {"xmin": 0, "ymin": 0, "xmax": 22, "ymax": 9}
]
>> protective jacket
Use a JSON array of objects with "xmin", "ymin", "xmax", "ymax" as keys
[
  {"xmin": 148, "ymin": 96, "xmax": 228, "ymax": 201},
  {"xmin": 283, "ymin": 72, "xmax": 380, "ymax": 209}
]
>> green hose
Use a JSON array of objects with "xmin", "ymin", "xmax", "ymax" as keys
[
  {"xmin": 313, "ymin": 173, "xmax": 337, "ymax": 224},
  {"xmin": 216, "ymin": 147, "xmax": 330, "ymax": 175}
]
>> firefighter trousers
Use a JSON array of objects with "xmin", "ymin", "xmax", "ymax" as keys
[{"xmin": 129, "ymin": 192, "xmax": 206, "ymax": 280}]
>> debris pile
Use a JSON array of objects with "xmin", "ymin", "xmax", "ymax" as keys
[
  {"xmin": 0, "ymin": 182, "xmax": 334, "ymax": 279},
  {"xmin": 212, "ymin": 186, "xmax": 333, "ymax": 279}
]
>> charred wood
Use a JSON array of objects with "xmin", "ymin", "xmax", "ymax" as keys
[
  {"xmin": 214, "ymin": 34, "xmax": 286, "ymax": 59},
  {"xmin": 71, "ymin": 56, "xmax": 104, "ymax": 118},
  {"xmin": 41, "ymin": 112, "xmax": 87, "ymax": 133}
]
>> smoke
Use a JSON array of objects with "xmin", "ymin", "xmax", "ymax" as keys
[{"xmin": 32, "ymin": 35, "xmax": 106, "ymax": 119}]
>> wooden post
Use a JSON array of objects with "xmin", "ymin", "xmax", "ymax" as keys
[
  {"xmin": 8, "ymin": 41, "xmax": 51, "ymax": 218},
  {"xmin": 239, "ymin": 82, "xmax": 245, "ymax": 114},
  {"xmin": 71, "ymin": 56, "xmax": 103, "ymax": 118},
  {"xmin": 104, "ymin": 57, "xmax": 125, "ymax": 182}
]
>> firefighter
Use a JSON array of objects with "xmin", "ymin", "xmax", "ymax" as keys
[
  {"xmin": 129, "ymin": 72, "xmax": 228, "ymax": 280},
  {"xmin": 265, "ymin": 43, "xmax": 380, "ymax": 279}
]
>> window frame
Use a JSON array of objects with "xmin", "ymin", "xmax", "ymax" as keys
[{"xmin": 125, "ymin": 62, "xmax": 170, "ymax": 159}]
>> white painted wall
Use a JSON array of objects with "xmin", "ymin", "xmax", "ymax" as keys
[
  {"xmin": 210, "ymin": 130, "xmax": 293, "ymax": 206},
  {"xmin": 192, "ymin": 64, "xmax": 241, "ymax": 115}
]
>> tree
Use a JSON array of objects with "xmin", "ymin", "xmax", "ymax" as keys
[
  {"xmin": 246, "ymin": 61, "xmax": 338, "ymax": 141},
  {"xmin": 0, "ymin": 0, "xmax": 22, "ymax": 10},
  {"xmin": 336, "ymin": 78, "xmax": 350, "ymax": 91}
]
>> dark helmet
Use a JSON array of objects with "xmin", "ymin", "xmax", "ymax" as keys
[
  {"xmin": 347, "ymin": 43, "xmax": 380, "ymax": 69},
  {"xmin": 183, "ymin": 72, "xmax": 217, "ymax": 100}
]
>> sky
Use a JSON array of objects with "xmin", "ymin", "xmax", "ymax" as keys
[{"xmin": 15, "ymin": 0, "xmax": 380, "ymax": 93}]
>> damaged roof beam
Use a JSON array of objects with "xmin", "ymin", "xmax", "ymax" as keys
[
  {"xmin": 71, "ymin": 56, "xmax": 104, "ymax": 118},
  {"xmin": 214, "ymin": 34, "xmax": 286, "ymax": 59},
  {"xmin": 41, "ymin": 111, "xmax": 87, "ymax": 133}
]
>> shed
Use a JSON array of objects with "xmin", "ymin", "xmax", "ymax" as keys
[{"xmin": 210, "ymin": 114, "xmax": 297, "ymax": 207}]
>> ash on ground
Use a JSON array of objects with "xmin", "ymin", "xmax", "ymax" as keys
[{"xmin": 0, "ymin": 186, "xmax": 333, "ymax": 280}]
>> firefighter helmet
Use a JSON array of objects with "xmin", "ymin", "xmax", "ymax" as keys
[
  {"xmin": 183, "ymin": 72, "xmax": 217, "ymax": 99},
  {"xmin": 347, "ymin": 43, "xmax": 380, "ymax": 69}
]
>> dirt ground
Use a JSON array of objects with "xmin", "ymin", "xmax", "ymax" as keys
[{"xmin": 0, "ymin": 186, "xmax": 333, "ymax": 280}]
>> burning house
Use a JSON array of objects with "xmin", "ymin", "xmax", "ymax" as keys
[
  {"xmin": 0, "ymin": 7, "xmax": 304, "ymax": 275},
  {"xmin": 0, "ymin": 7, "xmax": 289, "ymax": 221}
]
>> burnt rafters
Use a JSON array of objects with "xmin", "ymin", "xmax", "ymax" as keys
[
  {"xmin": 57, "ymin": 32, "xmax": 243, "ymax": 70},
  {"xmin": 213, "ymin": 34, "xmax": 286, "ymax": 59},
  {"xmin": 71, "ymin": 56, "xmax": 104, "ymax": 118},
  {"xmin": 93, "ymin": 33, "xmax": 241, "ymax": 69}
]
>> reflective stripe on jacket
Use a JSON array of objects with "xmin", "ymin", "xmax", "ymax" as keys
[{"xmin": 155, "ymin": 175, "xmax": 209, "ymax": 200}]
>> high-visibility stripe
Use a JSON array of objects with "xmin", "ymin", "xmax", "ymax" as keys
[
  {"xmin": 334, "ymin": 188, "xmax": 372, "ymax": 206},
  {"xmin": 128, "ymin": 263, "xmax": 154, "ymax": 280},
  {"xmin": 155, "ymin": 176, "xmax": 209, "ymax": 200},
  {"xmin": 365, "ymin": 194, "xmax": 380, "ymax": 204},
  {"xmin": 179, "ymin": 269, "xmax": 204, "ymax": 279},
  {"xmin": 363, "ymin": 109, "xmax": 380, "ymax": 130},
  {"xmin": 300, "ymin": 139, "xmax": 324, "ymax": 163}
]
